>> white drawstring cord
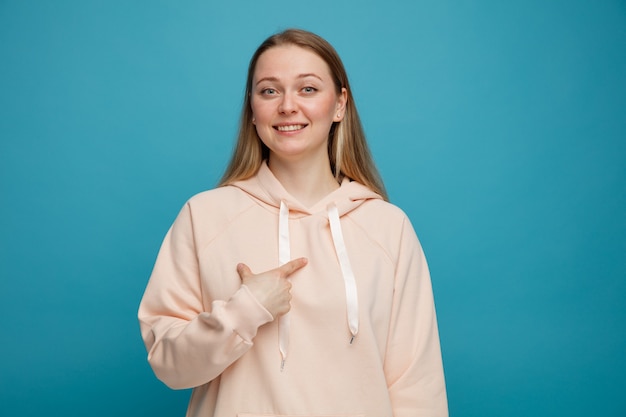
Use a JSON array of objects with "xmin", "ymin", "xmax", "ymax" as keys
[
  {"xmin": 278, "ymin": 201, "xmax": 290, "ymax": 370},
  {"xmin": 328, "ymin": 203, "xmax": 359, "ymax": 342},
  {"xmin": 277, "ymin": 201, "xmax": 359, "ymax": 372}
]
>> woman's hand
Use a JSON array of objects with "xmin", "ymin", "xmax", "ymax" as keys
[{"xmin": 237, "ymin": 258, "xmax": 308, "ymax": 318}]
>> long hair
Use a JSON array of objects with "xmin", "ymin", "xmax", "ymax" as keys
[{"xmin": 219, "ymin": 28, "xmax": 388, "ymax": 201}]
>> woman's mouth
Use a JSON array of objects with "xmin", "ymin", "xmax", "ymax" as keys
[{"xmin": 274, "ymin": 124, "xmax": 307, "ymax": 132}]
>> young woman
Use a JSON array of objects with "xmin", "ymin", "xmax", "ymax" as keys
[{"xmin": 138, "ymin": 28, "xmax": 448, "ymax": 417}]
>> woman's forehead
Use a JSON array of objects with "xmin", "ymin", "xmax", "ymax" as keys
[{"xmin": 253, "ymin": 45, "xmax": 332, "ymax": 82}]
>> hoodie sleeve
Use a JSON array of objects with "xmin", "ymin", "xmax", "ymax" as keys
[
  {"xmin": 137, "ymin": 202, "xmax": 274, "ymax": 390},
  {"xmin": 384, "ymin": 216, "xmax": 448, "ymax": 417}
]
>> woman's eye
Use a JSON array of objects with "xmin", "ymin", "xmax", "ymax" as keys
[
  {"xmin": 302, "ymin": 87, "xmax": 317, "ymax": 94},
  {"xmin": 261, "ymin": 88, "xmax": 277, "ymax": 95}
]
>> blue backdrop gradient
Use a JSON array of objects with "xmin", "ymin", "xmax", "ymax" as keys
[{"xmin": 1, "ymin": 1, "xmax": 625, "ymax": 416}]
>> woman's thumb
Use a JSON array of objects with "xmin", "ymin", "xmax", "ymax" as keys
[{"xmin": 236, "ymin": 263, "xmax": 252, "ymax": 280}]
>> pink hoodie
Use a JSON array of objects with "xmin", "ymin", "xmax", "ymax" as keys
[{"xmin": 138, "ymin": 162, "xmax": 448, "ymax": 417}]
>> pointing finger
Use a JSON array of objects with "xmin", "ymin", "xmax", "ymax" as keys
[{"xmin": 279, "ymin": 257, "xmax": 308, "ymax": 277}]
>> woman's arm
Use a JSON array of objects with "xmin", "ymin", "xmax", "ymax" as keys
[
  {"xmin": 137, "ymin": 202, "xmax": 272, "ymax": 389},
  {"xmin": 138, "ymin": 201, "xmax": 305, "ymax": 389},
  {"xmin": 384, "ymin": 216, "xmax": 449, "ymax": 417}
]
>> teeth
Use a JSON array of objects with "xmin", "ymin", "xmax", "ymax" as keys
[{"xmin": 276, "ymin": 125, "xmax": 304, "ymax": 132}]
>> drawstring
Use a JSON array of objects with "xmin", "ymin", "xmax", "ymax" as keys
[
  {"xmin": 277, "ymin": 201, "xmax": 359, "ymax": 371},
  {"xmin": 328, "ymin": 203, "xmax": 359, "ymax": 343},
  {"xmin": 278, "ymin": 201, "xmax": 290, "ymax": 370}
]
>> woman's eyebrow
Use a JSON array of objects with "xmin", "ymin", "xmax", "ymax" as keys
[
  {"xmin": 298, "ymin": 73, "xmax": 323, "ymax": 81},
  {"xmin": 255, "ymin": 73, "xmax": 323, "ymax": 86},
  {"xmin": 255, "ymin": 76, "xmax": 279, "ymax": 86}
]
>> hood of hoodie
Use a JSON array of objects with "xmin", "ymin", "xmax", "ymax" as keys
[
  {"xmin": 230, "ymin": 161, "xmax": 383, "ymax": 369},
  {"xmin": 231, "ymin": 161, "xmax": 383, "ymax": 218}
]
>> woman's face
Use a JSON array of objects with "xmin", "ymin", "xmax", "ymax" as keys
[{"xmin": 251, "ymin": 45, "xmax": 347, "ymax": 164}]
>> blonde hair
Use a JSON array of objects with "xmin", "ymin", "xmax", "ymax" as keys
[{"xmin": 219, "ymin": 28, "xmax": 388, "ymax": 201}]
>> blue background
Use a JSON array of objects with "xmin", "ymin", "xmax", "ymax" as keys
[{"xmin": 1, "ymin": 1, "xmax": 624, "ymax": 416}]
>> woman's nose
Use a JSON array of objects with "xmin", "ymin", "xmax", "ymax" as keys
[{"xmin": 278, "ymin": 92, "xmax": 297, "ymax": 114}]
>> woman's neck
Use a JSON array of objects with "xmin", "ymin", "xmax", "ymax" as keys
[{"xmin": 268, "ymin": 155, "xmax": 339, "ymax": 208}]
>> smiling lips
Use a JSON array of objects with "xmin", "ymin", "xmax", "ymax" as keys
[{"xmin": 275, "ymin": 124, "xmax": 307, "ymax": 132}]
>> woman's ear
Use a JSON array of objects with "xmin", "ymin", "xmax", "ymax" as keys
[{"xmin": 334, "ymin": 88, "xmax": 348, "ymax": 122}]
